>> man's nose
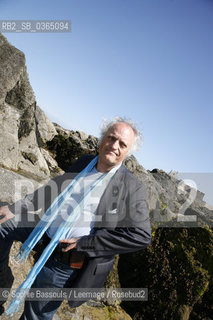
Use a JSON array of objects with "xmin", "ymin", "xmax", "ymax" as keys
[{"xmin": 111, "ymin": 140, "xmax": 119, "ymax": 149}]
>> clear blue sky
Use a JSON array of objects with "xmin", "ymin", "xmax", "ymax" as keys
[{"xmin": 1, "ymin": 0, "xmax": 213, "ymax": 203}]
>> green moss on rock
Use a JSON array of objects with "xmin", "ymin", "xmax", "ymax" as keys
[{"xmin": 118, "ymin": 227, "xmax": 213, "ymax": 320}]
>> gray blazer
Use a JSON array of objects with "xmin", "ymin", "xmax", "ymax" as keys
[
  {"xmin": 65, "ymin": 155, "xmax": 151, "ymax": 307},
  {"xmin": 9, "ymin": 154, "xmax": 151, "ymax": 307}
]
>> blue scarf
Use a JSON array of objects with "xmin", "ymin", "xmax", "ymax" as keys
[{"xmin": 6, "ymin": 155, "xmax": 116, "ymax": 316}]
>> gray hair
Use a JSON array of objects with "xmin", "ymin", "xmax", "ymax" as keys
[{"xmin": 99, "ymin": 117, "xmax": 142, "ymax": 156}]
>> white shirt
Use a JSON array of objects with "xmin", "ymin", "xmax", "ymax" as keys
[{"xmin": 46, "ymin": 162, "xmax": 122, "ymax": 239}]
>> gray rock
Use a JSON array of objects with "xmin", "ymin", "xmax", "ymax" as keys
[
  {"xmin": 0, "ymin": 166, "xmax": 41, "ymax": 204},
  {"xmin": 0, "ymin": 33, "xmax": 60, "ymax": 182},
  {"xmin": 0, "ymin": 32, "xmax": 212, "ymax": 320},
  {"xmin": 0, "ymin": 34, "xmax": 25, "ymax": 105},
  {"xmin": 76, "ymin": 130, "xmax": 88, "ymax": 141},
  {"xmin": 35, "ymin": 105, "xmax": 57, "ymax": 144}
]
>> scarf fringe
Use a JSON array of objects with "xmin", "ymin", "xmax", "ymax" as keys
[
  {"xmin": 6, "ymin": 156, "xmax": 118, "ymax": 316},
  {"xmin": 15, "ymin": 247, "xmax": 31, "ymax": 263},
  {"xmin": 6, "ymin": 289, "xmax": 29, "ymax": 316}
]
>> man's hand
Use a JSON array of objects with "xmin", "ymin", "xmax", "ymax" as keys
[
  {"xmin": 0, "ymin": 206, "xmax": 15, "ymax": 224},
  {"xmin": 59, "ymin": 237, "xmax": 80, "ymax": 252}
]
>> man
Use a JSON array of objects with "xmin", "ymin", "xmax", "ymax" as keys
[{"xmin": 0, "ymin": 117, "xmax": 151, "ymax": 319}]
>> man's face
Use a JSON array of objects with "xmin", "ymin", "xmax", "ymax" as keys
[{"xmin": 98, "ymin": 122, "xmax": 135, "ymax": 171}]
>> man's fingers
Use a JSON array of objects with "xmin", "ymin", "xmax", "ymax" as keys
[
  {"xmin": 59, "ymin": 238, "xmax": 80, "ymax": 252},
  {"xmin": 62, "ymin": 244, "xmax": 75, "ymax": 252},
  {"xmin": 0, "ymin": 214, "xmax": 15, "ymax": 224},
  {"xmin": 60, "ymin": 238, "xmax": 76, "ymax": 244},
  {"xmin": 0, "ymin": 216, "xmax": 9, "ymax": 225},
  {"xmin": 60, "ymin": 237, "xmax": 80, "ymax": 244},
  {"xmin": 0, "ymin": 207, "xmax": 15, "ymax": 224}
]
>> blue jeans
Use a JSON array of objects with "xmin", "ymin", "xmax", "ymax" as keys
[
  {"xmin": 0, "ymin": 216, "xmax": 79, "ymax": 320},
  {"xmin": 20, "ymin": 258, "xmax": 79, "ymax": 320}
]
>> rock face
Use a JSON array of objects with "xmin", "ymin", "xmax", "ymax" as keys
[
  {"xmin": 0, "ymin": 166, "xmax": 41, "ymax": 204},
  {"xmin": 47, "ymin": 123, "xmax": 98, "ymax": 171},
  {"xmin": 0, "ymin": 33, "xmax": 213, "ymax": 320},
  {"xmin": 0, "ymin": 33, "xmax": 59, "ymax": 183}
]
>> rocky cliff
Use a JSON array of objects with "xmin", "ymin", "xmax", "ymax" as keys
[{"xmin": 0, "ymin": 33, "xmax": 212, "ymax": 320}]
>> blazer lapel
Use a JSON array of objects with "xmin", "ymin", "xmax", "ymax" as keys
[{"xmin": 68, "ymin": 156, "xmax": 128, "ymax": 228}]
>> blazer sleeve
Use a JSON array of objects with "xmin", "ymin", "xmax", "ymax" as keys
[
  {"xmin": 7, "ymin": 172, "xmax": 71, "ymax": 217},
  {"xmin": 7, "ymin": 155, "xmax": 94, "ymax": 218},
  {"xmin": 76, "ymin": 182, "xmax": 152, "ymax": 257},
  {"xmin": 76, "ymin": 227, "xmax": 151, "ymax": 257}
]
